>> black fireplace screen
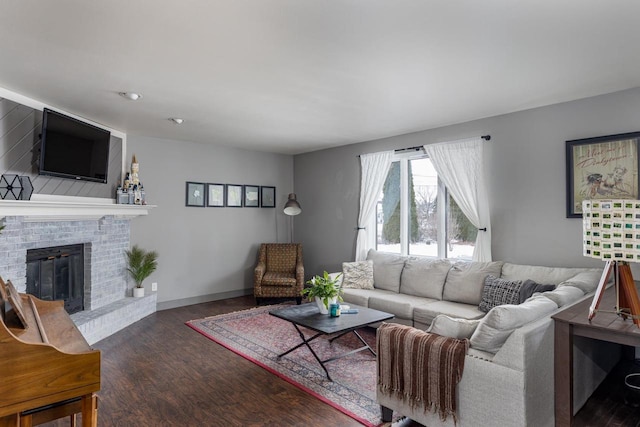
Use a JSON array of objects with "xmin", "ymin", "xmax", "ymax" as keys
[{"xmin": 26, "ymin": 244, "xmax": 84, "ymax": 314}]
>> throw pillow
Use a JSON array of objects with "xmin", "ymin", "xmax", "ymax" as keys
[
  {"xmin": 518, "ymin": 279, "xmax": 556, "ymax": 303},
  {"xmin": 478, "ymin": 275, "xmax": 523, "ymax": 313},
  {"xmin": 341, "ymin": 260, "xmax": 374, "ymax": 289},
  {"xmin": 427, "ymin": 314, "xmax": 481, "ymax": 340}
]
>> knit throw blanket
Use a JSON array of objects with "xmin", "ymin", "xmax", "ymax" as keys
[{"xmin": 377, "ymin": 323, "xmax": 469, "ymax": 423}]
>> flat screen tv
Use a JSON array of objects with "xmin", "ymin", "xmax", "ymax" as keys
[{"xmin": 39, "ymin": 108, "xmax": 111, "ymax": 183}]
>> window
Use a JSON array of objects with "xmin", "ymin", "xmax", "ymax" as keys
[{"xmin": 374, "ymin": 154, "xmax": 476, "ymax": 260}]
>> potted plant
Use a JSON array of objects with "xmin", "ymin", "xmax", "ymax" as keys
[
  {"xmin": 125, "ymin": 245, "xmax": 158, "ymax": 297},
  {"xmin": 301, "ymin": 271, "xmax": 343, "ymax": 314}
]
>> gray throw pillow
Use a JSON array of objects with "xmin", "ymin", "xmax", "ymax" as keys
[
  {"xmin": 478, "ymin": 275, "xmax": 523, "ymax": 313},
  {"xmin": 518, "ymin": 279, "xmax": 556, "ymax": 303},
  {"xmin": 342, "ymin": 260, "xmax": 374, "ymax": 289}
]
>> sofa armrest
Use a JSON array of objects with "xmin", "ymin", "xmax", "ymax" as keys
[
  {"xmin": 254, "ymin": 262, "xmax": 266, "ymax": 281},
  {"xmin": 295, "ymin": 261, "xmax": 304, "ymax": 290},
  {"xmin": 491, "ymin": 315, "xmax": 553, "ymax": 372}
]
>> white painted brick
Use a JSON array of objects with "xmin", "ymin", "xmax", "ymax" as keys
[{"xmin": 0, "ymin": 216, "xmax": 154, "ymax": 342}]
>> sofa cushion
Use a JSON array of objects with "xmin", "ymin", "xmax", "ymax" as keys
[
  {"xmin": 413, "ymin": 300, "xmax": 485, "ymax": 327},
  {"xmin": 341, "ymin": 288, "xmax": 383, "ymax": 307},
  {"xmin": 427, "ymin": 314, "xmax": 481, "ymax": 339},
  {"xmin": 341, "ymin": 260, "xmax": 374, "ymax": 289},
  {"xmin": 366, "ymin": 249, "xmax": 406, "ymax": 293},
  {"xmin": 478, "ymin": 275, "xmax": 524, "ymax": 312},
  {"xmin": 262, "ymin": 272, "xmax": 296, "ymax": 286},
  {"xmin": 541, "ymin": 285, "xmax": 584, "ymax": 307},
  {"xmin": 399, "ymin": 258, "xmax": 451, "ymax": 299},
  {"xmin": 470, "ymin": 295, "xmax": 558, "ymax": 353},
  {"xmin": 367, "ymin": 293, "xmax": 436, "ymax": 321},
  {"xmin": 500, "ymin": 263, "xmax": 596, "ymax": 285},
  {"xmin": 442, "ymin": 261, "xmax": 504, "ymax": 305},
  {"xmin": 558, "ymin": 270, "xmax": 604, "ymax": 294}
]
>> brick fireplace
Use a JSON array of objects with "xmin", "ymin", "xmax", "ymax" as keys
[{"xmin": 0, "ymin": 195, "xmax": 156, "ymax": 344}]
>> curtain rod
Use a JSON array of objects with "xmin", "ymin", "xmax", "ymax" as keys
[{"xmin": 394, "ymin": 134, "xmax": 491, "ymax": 154}]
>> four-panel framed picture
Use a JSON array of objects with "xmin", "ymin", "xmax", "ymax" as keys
[{"xmin": 185, "ymin": 182, "xmax": 276, "ymax": 208}]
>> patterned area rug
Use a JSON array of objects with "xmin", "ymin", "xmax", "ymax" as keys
[{"xmin": 186, "ymin": 304, "xmax": 389, "ymax": 427}]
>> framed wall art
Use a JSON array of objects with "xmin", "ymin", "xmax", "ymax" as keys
[
  {"xmin": 226, "ymin": 184, "xmax": 243, "ymax": 207},
  {"xmin": 244, "ymin": 185, "xmax": 259, "ymax": 207},
  {"xmin": 566, "ymin": 132, "xmax": 640, "ymax": 218},
  {"xmin": 207, "ymin": 183, "xmax": 225, "ymax": 207},
  {"xmin": 261, "ymin": 186, "xmax": 276, "ymax": 208},
  {"xmin": 186, "ymin": 182, "xmax": 206, "ymax": 207}
]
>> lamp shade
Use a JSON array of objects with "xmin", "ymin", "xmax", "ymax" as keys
[
  {"xmin": 582, "ymin": 199, "xmax": 640, "ymax": 263},
  {"xmin": 283, "ymin": 193, "xmax": 302, "ymax": 216}
]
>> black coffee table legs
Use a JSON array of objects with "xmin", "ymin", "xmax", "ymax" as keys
[
  {"xmin": 276, "ymin": 324, "xmax": 375, "ymax": 382},
  {"xmin": 323, "ymin": 329, "xmax": 376, "ymax": 363}
]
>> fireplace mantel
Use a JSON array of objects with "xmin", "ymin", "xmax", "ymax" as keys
[{"xmin": 0, "ymin": 194, "xmax": 155, "ymax": 222}]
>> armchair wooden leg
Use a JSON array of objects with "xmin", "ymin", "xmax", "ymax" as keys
[
  {"xmin": 255, "ymin": 297, "xmax": 262, "ymax": 305},
  {"xmin": 295, "ymin": 297, "xmax": 302, "ymax": 305}
]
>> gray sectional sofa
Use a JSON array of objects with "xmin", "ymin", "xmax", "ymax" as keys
[{"xmin": 333, "ymin": 249, "xmax": 620, "ymax": 427}]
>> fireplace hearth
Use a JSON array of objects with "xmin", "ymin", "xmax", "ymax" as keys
[{"xmin": 26, "ymin": 244, "xmax": 84, "ymax": 314}]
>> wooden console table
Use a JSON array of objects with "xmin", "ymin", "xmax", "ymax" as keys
[{"xmin": 552, "ymin": 285, "xmax": 640, "ymax": 426}]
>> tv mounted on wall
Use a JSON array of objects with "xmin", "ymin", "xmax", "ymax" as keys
[{"xmin": 39, "ymin": 108, "xmax": 111, "ymax": 183}]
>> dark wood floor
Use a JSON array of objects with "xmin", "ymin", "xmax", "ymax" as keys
[{"xmin": 41, "ymin": 295, "xmax": 639, "ymax": 426}]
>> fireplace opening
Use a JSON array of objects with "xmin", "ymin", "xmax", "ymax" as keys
[{"xmin": 26, "ymin": 244, "xmax": 84, "ymax": 314}]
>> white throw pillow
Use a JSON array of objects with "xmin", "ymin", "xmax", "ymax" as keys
[
  {"xmin": 342, "ymin": 260, "xmax": 374, "ymax": 289},
  {"xmin": 470, "ymin": 295, "xmax": 558, "ymax": 354},
  {"xmin": 427, "ymin": 314, "xmax": 480, "ymax": 340}
]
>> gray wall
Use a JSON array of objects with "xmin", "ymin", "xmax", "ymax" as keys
[
  {"xmin": 127, "ymin": 135, "xmax": 294, "ymax": 308},
  {"xmin": 294, "ymin": 88, "xmax": 640, "ymax": 277},
  {"xmin": 0, "ymin": 97, "xmax": 122, "ymax": 198}
]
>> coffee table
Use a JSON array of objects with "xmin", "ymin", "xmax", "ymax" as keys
[{"xmin": 269, "ymin": 303, "xmax": 394, "ymax": 381}]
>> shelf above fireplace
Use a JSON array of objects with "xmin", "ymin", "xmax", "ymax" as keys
[{"xmin": 0, "ymin": 194, "xmax": 155, "ymax": 222}]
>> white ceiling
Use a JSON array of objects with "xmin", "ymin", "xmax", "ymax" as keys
[{"xmin": 1, "ymin": 1, "xmax": 640, "ymax": 155}]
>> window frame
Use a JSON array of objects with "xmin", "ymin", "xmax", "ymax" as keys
[{"xmin": 371, "ymin": 151, "xmax": 461, "ymax": 259}]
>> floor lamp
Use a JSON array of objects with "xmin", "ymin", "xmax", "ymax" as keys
[
  {"xmin": 284, "ymin": 193, "xmax": 302, "ymax": 243},
  {"xmin": 582, "ymin": 199, "xmax": 640, "ymax": 327}
]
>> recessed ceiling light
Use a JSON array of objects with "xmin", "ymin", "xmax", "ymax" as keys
[
  {"xmin": 169, "ymin": 118, "xmax": 184, "ymax": 124},
  {"xmin": 119, "ymin": 92, "xmax": 142, "ymax": 101}
]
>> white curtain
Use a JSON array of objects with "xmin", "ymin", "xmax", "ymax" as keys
[
  {"xmin": 423, "ymin": 137, "xmax": 492, "ymax": 262},
  {"xmin": 355, "ymin": 151, "xmax": 393, "ymax": 261}
]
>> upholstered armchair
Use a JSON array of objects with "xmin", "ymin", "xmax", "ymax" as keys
[{"xmin": 254, "ymin": 243, "xmax": 304, "ymax": 305}]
